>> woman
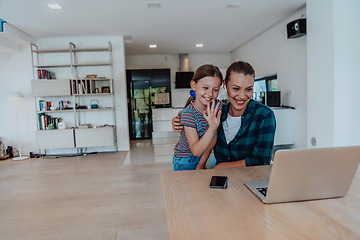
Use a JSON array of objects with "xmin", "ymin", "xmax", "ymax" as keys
[{"xmin": 172, "ymin": 61, "xmax": 276, "ymax": 169}]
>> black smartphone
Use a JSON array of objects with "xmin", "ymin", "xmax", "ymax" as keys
[{"xmin": 210, "ymin": 176, "xmax": 228, "ymax": 189}]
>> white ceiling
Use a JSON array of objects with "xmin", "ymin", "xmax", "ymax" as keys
[{"xmin": 0, "ymin": 0, "xmax": 306, "ymax": 55}]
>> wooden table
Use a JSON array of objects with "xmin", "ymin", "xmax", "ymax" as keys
[{"xmin": 160, "ymin": 166, "xmax": 360, "ymax": 240}]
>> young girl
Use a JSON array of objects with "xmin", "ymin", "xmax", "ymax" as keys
[{"xmin": 172, "ymin": 64, "xmax": 223, "ymax": 171}]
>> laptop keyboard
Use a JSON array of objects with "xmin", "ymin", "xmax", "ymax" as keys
[{"xmin": 256, "ymin": 187, "xmax": 268, "ymax": 197}]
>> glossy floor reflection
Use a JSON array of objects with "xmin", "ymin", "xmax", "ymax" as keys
[
  {"xmin": 0, "ymin": 139, "xmax": 176, "ymax": 240},
  {"xmin": 123, "ymin": 138, "xmax": 177, "ymax": 165}
]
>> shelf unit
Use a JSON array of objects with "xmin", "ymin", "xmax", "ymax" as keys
[{"xmin": 31, "ymin": 42, "xmax": 117, "ymax": 153}]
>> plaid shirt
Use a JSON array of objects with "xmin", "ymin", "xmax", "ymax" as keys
[{"xmin": 214, "ymin": 99, "xmax": 276, "ymax": 166}]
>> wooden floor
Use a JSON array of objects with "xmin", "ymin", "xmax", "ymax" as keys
[{"xmin": 0, "ymin": 140, "xmax": 175, "ymax": 240}]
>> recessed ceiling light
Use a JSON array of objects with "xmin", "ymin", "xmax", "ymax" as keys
[
  {"xmin": 196, "ymin": 43, "xmax": 204, "ymax": 48},
  {"xmin": 147, "ymin": 2, "xmax": 161, "ymax": 8},
  {"xmin": 47, "ymin": 4, "xmax": 62, "ymax": 10},
  {"xmin": 226, "ymin": 3, "xmax": 241, "ymax": 9},
  {"xmin": 149, "ymin": 44, "xmax": 157, "ymax": 48}
]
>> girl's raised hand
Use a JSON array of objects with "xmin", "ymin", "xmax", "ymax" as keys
[{"xmin": 203, "ymin": 100, "xmax": 222, "ymax": 130}]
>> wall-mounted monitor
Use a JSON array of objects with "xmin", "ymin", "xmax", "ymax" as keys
[{"xmin": 175, "ymin": 71, "xmax": 194, "ymax": 89}]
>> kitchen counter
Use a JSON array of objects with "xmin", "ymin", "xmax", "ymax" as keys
[{"xmin": 152, "ymin": 107, "xmax": 294, "ymax": 145}]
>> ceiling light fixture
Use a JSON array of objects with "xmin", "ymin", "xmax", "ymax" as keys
[
  {"xmin": 47, "ymin": 4, "xmax": 62, "ymax": 10},
  {"xmin": 196, "ymin": 43, "xmax": 204, "ymax": 48},
  {"xmin": 147, "ymin": 2, "xmax": 161, "ymax": 8},
  {"xmin": 149, "ymin": 44, "xmax": 157, "ymax": 48},
  {"xmin": 226, "ymin": 3, "xmax": 241, "ymax": 9}
]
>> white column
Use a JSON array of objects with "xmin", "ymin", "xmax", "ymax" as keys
[{"xmin": 307, "ymin": 0, "xmax": 360, "ymax": 147}]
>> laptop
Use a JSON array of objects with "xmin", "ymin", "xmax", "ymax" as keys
[{"xmin": 244, "ymin": 146, "xmax": 360, "ymax": 204}]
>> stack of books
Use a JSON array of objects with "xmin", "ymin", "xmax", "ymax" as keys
[
  {"xmin": 37, "ymin": 113, "xmax": 60, "ymax": 130},
  {"xmin": 37, "ymin": 69, "xmax": 56, "ymax": 79}
]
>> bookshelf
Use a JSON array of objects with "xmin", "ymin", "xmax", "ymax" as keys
[{"xmin": 31, "ymin": 42, "xmax": 117, "ymax": 153}]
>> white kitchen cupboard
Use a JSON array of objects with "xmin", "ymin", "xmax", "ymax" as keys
[
  {"xmin": 272, "ymin": 108, "xmax": 294, "ymax": 145},
  {"xmin": 31, "ymin": 42, "xmax": 117, "ymax": 153},
  {"xmin": 151, "ymin": 107, "xmax": 295, "ymax": 146},
  {"xmin": 152, "ymin": 108, "xmax": 181, "ymax": 139}
]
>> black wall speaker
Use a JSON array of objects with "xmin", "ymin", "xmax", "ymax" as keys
[
  {"xmin": 287, "ymin": 18, "xmax": 306, "ymax": 39},
  {"xmin": 266, "ymin": 91, "xmax": 281, "ymax": 107}
]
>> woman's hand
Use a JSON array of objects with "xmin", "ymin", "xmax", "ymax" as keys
[
  {"xmin": 172, "ymin": 111, "xmax": 183, "ymax": 132},
  {"xmin": 212, "ymin": 160, "xmax": 246, "ymax": 169},
  {"xmin": 203, "ymin": 100, "xmax": 222, "ymax": 131}
]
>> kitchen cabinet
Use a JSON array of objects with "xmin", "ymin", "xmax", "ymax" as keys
[
  {"xmin": 152, "ymin": 108, "xmax": 181, "ymax": 139},
  {"xmin": 152, "ymin": 107, "xmax": 295, "ymax": 146},
  {"xmin": 273, "ymin": 108, "xmax": 294, "ymax": 145}
]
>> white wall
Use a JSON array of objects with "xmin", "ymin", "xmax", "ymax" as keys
[
  {"xmin": 343, "ymin": 0, "xmax": 360, "ymax": 145},
  {"xmin": 0, "ymin": 46, "xmax": 34, "ymax": 155},
  {"xmin": 125, "ymin": 53, "xmax": 231, "ymax": 108},
  {"xmin": 231, "ymin": 7, "xmax": 307, "ymax": 149},
  {"xmin": 0, "ymin": 35, "xmax": 130, "ymax": 155},
  {"xmin": 307, "ymin": 0, "xmax": 334, "ymax": 147},
  {"xmin": 232, "ymin": 0, "xmax": 360, "ymax": 149},
  {"xmin": 307, "ymin": 0, "xmax": 360, "ymax": 147}
]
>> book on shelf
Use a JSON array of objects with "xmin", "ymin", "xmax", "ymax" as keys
[
  {"xmin": 37, "ymin": 113, "xmax": 60, "ymax": 130},
  {"xmin": 71, "ymin": 79, "xmax": 93, "ymax": 94},
  {"xmin": 46, "ymin": 101, "xmax": 52, "ymax": 111},
  {"xmin": 71, "ymin": 80, "xmax": 76, "ymax": 94},
  {"xmin": 78, "ymin": 124, "xmax": 92, "ymax": 129},
  {"xmin": 37, "ymin": 69, "xmax": 56, "ymax": 80},
  {"xmin": 63, "ymin": 101, "xmax": 70, "ymax": 109},
  {"xmin": 77, "ymin": 82, "xmax": 83, "ymax": 94},
  {"xmin": 37, "ymin": 113, "xmax": 44, "ymax": 130},
  {"xmin": 81, "ymin": 80, "xmax": 86, "ymax": 94},
  {"xmin": 38, "ymin": 100, "xmax": 71, "ymax": 111},
  {"xmin": 39, "ymin": 100, "xmax": 45, "ymax": 111}
]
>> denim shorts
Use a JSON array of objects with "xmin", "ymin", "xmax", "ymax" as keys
[{"xmin": 172, "ymin": 154, "xmax": 201, "ymax": 171}]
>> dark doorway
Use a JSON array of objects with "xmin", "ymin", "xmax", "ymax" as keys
[{"xmin": 126, "ymin": 69, "xmax": 171, "ymax": 140}]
